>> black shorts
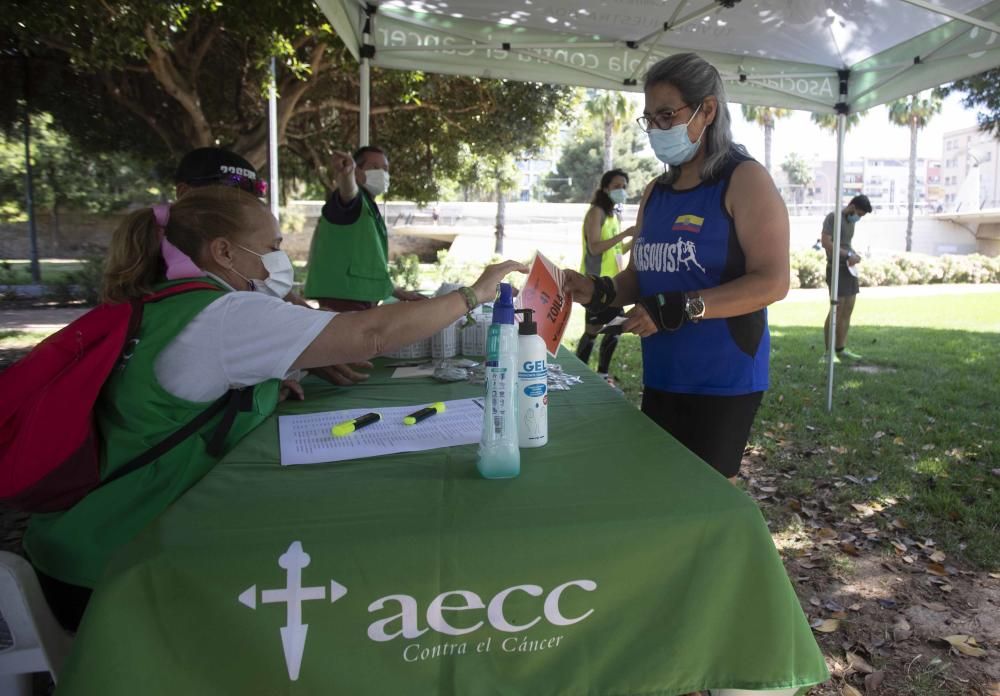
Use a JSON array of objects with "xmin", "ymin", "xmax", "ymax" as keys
[
  {"xmin": 640, "ymin": 388, "xmax": 764, "ymax": 478},
  {"xmin": 585, "ymin": 306, "xmax": 623, "ymax": 327},
  {"xmin": 826, "ymin": 264, "xmax": 859, "ymax": 298}
]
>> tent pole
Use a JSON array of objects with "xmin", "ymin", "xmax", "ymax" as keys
[
  {"xmin": 268, "ymin": 57, "xmax": 280, "ymax": 223},
  {"xmin": 826, "ymin": 112, "xmax": 846, "ymax": 413},
  {"xmin": 359, "ymin": 5, "xmax": 375, "ymax": 148},
  {"xmin": 827, "ymin": 71, "xmax": 850, "ymax": 413}
]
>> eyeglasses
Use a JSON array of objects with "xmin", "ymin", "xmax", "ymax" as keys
[
  {"xmin": 636, "ymin": 105, "xmax": 692, "ymax": 133},
  {"xmin": 187, "ymin": 173, "xmax": 268, "ymax": 198}
]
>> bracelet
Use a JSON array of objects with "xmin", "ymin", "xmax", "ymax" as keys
[
  {"xmin": 582, "ymin": 275, "xmax": 617, "ymax": 313},
  {"xmin": 457, "ymin": 286, "xmax": 478, "ymax": 312},
  {"xmin": 457, "ymin": 286, "xmax": 478, "ymax": 326}
]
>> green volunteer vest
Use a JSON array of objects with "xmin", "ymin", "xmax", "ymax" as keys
[
  {"xmin": 580, "ymin": 210, "xmax": 623, "ymax": 277},
  {"xmin": 24, "ymin": 280, "xmax": 280, "ymax": 588},
  {"xmin": 304, "ymin": 192, "xmax": 393, "ymax": 302}
]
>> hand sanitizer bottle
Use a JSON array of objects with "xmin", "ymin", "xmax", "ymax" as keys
[
  {"xmin": 477, "ymin": 283, "xmax": 520, "ymax": 479},
  {"xmin": 515, "ymin": 308, "xmax": 548, "ymax": 448}
]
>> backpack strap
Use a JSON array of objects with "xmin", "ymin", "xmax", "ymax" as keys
[
  {"xmin": 99, "ymin": 388, "xmax": 244, "ymax": 488},
  {"xmin": 101, "ymin": 281, "xmax": 243, "ymax": 489}
]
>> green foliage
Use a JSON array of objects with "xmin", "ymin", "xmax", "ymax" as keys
[
  {"xmin": 810, "ymin": 111, "xmax": 866, "ymax": 133},
  {"xmin": 544, "ymin": 129, "xmax": 661, "ymax": 203},
  {"xmin": 887, "ymin": 91, "xmax": 942, "ymax": 130},
  {"xmin": 940, "ymin": 68, "xmax": 1000, "ymax": 138},
  {"xmin": 0, "ymin": 112, "xmax": 165, "ymax": 220},
  {"xmin": 571, "ymin": 290, "xmax": 1000, "ymax": 567},
  {"xmin": 781, "ymin": 153, "xmax": 813, "ymax": 205},
  {"xmin": 791, "ymin": 249, "xmax": 826, "ymax": 288},
  {"xmin": 780, "ymin": 153, "xmax": 813, "ymax": 186},
  {"xmin": 1, "ymin": 1, "xmax": 574, "ymax": 206},
  {"xmin": 740, "ymin": 104, "xmax": 791, "ymax": 127},
  {"xmin": 65, "ymin": 246, "xmax": 106, "ymax": 305},
  {"xmin": 790, "ymin": 250, "xmax": 1000, "ymax": 289},
  {"xmin": 388, "ymin": 253, "xmax": 421, "ymax": 291}
]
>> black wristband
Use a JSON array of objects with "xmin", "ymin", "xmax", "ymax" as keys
[
  {"xmin": 638, "ymin": 291, "xmax": 686, "ymax": 332},
  {"xmin": 582, "ymin": 275, "xmax": 617, "ymax": 313}
]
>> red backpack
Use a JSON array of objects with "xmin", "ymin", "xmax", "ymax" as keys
[{"xmin": 0, "ymin": 281, "xmax": 242, "ymax": 513}]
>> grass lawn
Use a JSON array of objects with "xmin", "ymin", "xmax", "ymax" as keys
[
  {"xmin": 570, "ymin": 290, "xmax": 1000, "ymax": 570},
  {"xmin": 0, "ymin": 259, "xmax": 84, "ymax": 285}
]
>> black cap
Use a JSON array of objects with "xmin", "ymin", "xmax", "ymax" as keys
[
  {"xmin": 516, "ymin": 308, "xmax": 538, "ymax": 335},
  {"xmin": 174, "ymin": 147, "xmax": 258, "ymax": 185}
]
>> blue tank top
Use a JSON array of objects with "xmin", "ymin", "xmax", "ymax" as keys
[{"xmin": 634, "ymin": 150, "xmax": 769, "ymax": 396}]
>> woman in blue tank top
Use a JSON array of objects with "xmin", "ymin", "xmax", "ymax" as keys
[{"xmin": 563, "ymin": 53, "xmax": 790, "ymax": 479}]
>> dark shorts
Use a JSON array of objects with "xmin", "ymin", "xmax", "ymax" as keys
[
  {"xmin": 316, "ymin": 298, "xmax": 376, "ymax": 312},
  {"xmin": 585, "ymin": 306, "xmax": 623, "ymax": 327},
  {"xmin": 826, "ymin": 264, "xmax": 859, "ymax": 298},
  {"xmin": 640, "ymin": 388, "xmax": 764, "ymax": 478}
]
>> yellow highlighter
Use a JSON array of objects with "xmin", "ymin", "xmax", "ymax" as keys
[
  {"xmin": 332, "ymin": 412, "xmax": 381, "ymax": 437},
  {"xmin": 403, "ymin": 402, "xmax": 446, "ymax": 426}
]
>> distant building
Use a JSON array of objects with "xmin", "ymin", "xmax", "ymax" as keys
[
  {"xmin": 942, "ymin": 125, "xmax": 1000, "ymax": 211},
  {"xmin": 517, "ymin": 157, "xmax": 556, "ymax": 201}
]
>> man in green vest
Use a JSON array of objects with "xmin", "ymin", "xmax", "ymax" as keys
[{"xmin": 305, "ymin": 146, "xmax": 426, "ymax": 311}]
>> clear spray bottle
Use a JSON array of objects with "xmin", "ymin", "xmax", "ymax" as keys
[{"xmin": 477, "ymin": 283, "xmax": 520, "ymax": 479}]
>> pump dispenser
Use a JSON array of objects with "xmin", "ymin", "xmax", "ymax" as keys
[
  {"xmin": 515, "ymin": 308, "xmax": 548, "ymax": 448},
  {"xmin": 477, "ymin": 283, "xmax": 520, "ymax": 478}
]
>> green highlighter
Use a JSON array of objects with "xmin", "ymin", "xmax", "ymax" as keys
[
  {"xmin": 403, "ymin": 402, "xmax": 446, "ymax": 426},
  {"xmin": 331, "ymin": 412, "xmax": 381, "ymax": 437}
]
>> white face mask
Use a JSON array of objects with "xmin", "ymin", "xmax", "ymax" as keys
[
  {"xmin": 608, "ymin": 188, "xmax": 628, "ymax": 205},
  {"xmin": 233, "ymin": 245, "xmax": 295, "ymax": 298},
  {"xmin": 362, "ymin": 169, "xmax": 390, "ymax": 197}
]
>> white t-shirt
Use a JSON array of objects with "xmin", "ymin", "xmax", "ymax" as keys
[{"xmin": 155, "ymin": 291, "xmax": 335, "ymax": 402}]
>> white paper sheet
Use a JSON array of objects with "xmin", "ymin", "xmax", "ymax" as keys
[
  {"xmin": 391, "ymin": 364, "xmax": 437, "ymax": 379},
  {"xmin": 278, "ymin": 398, "xmax": 485, "ymax": 466}
]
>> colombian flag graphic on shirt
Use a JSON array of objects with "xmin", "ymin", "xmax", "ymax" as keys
[{"xmin": 672, "ymin": 214, "xmax": 704, "ymax": 233}]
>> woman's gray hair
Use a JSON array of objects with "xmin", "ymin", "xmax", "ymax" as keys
[{"xmin": 644, "ymin": 53, "xmax": 747, "ymax": 183}]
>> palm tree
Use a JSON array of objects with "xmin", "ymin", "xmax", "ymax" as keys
[
  {"xmin": 741, "ymin": 105, "xmax": 790, "ymax": 173},
  {"xmin": 810, "ymin": 111, "xmax": 864, "ymax": 134},
  {"xmin": 585, "ymin": 90, "xmax": 632, "ymax": 173},
  {"xmin": 888, "ymin": 92, "xmax": 942, "ymax": 251}
]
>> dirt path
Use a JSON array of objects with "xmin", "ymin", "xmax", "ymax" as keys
[{"xmin": 742, "ymin": 452, "xmax": 1000, "ymax": 696}]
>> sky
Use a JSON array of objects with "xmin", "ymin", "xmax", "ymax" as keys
[{"xmin": 727, "ymin": 92, "xmax": 982, "ymax": 166}]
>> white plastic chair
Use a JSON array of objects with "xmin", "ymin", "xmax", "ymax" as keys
[{"xmin": 0, "ymin": 552, "xmax": 74, "ymax": 695}]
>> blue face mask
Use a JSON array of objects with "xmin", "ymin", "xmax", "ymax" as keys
[
  {"xmin": 847, "ymin": 213, "xmax": 861, "ymax": 223},
  {"xmin": 647, "ymin": 104, "xmax": 705, "ymax": 167}
]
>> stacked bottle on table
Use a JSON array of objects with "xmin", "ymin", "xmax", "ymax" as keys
[{"xmin": 477, "ymin": 283, "xmax": 548, "ymax": 480}]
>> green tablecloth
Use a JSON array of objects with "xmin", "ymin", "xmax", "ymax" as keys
[{"xmin": 58, "ymin": 351, "xmax": 828, "ymax": 695}]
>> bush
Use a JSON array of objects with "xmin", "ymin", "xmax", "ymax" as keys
[
  {"xmin": 791, "ymin": 249, "xmax": 826, "ymax": 289},
  {"xmin": 66, "ymin": 246, "xmax": 106, "ymax": 305},
  {"xmin": 389, "ymin": 253, "xmax": 421, "ymax": 291},
  {"xmin": 940, "ymin": 254, "xmax": 995, "ymax": 284},
  {"xmin": 790, "ymin": 250, "xmax": 999, "ymax": 289}
]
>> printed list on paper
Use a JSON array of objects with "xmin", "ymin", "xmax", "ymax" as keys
[{"xmin": 279, "ymin": 398, "xmax": 485, "ymax": 466}]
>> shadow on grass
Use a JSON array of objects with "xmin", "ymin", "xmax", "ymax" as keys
[{"xmin": 598, "ymin": 325, "xmax": 999, "ymax": 569}]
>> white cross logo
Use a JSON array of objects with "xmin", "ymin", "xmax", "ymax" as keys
[{"xmin": 238, "ymin": 541, "xmax": 348, "ymax": 680}]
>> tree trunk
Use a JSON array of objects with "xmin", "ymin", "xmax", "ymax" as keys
[
  {"xmin": 906, "ymin": 114, "xmax": 918, "ymax": 252},
  {"xmin": 764, "ymin": 123, "xmax": 773, "ymax": 173},
  {"xmin": 494, "ymin": 177, "xmax": 506, "ymax": 256},
  {"xmin": 603, "ymin": 115, "xmax": 614, "ymax": 173}
]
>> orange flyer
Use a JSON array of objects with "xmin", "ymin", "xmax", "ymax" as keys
[{"xmin": 517, "ymin": 252, "xmax": 572, "ymax": 357}]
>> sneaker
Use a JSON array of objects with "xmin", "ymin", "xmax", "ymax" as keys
[
  {"xmin": 837, "ymin": 349, "xmax": 864, "ymax": 361},
  {"xmin": 819, "ymin": 353, "xmax": 841, "ymax": 365}
]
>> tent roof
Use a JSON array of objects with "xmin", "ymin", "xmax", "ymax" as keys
[{"xmin": 316, "ymin": 0, "xmax": 1000, "ymax": 112}]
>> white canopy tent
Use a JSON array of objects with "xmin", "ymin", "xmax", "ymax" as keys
[{"xmin": 303, "ymin": 0, "xmax": 1000, "ymax": 410}]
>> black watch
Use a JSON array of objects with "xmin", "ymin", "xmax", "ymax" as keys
[{"xmin": 684, "ymin": 294, "xmax": 706, "ymax": 323}]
